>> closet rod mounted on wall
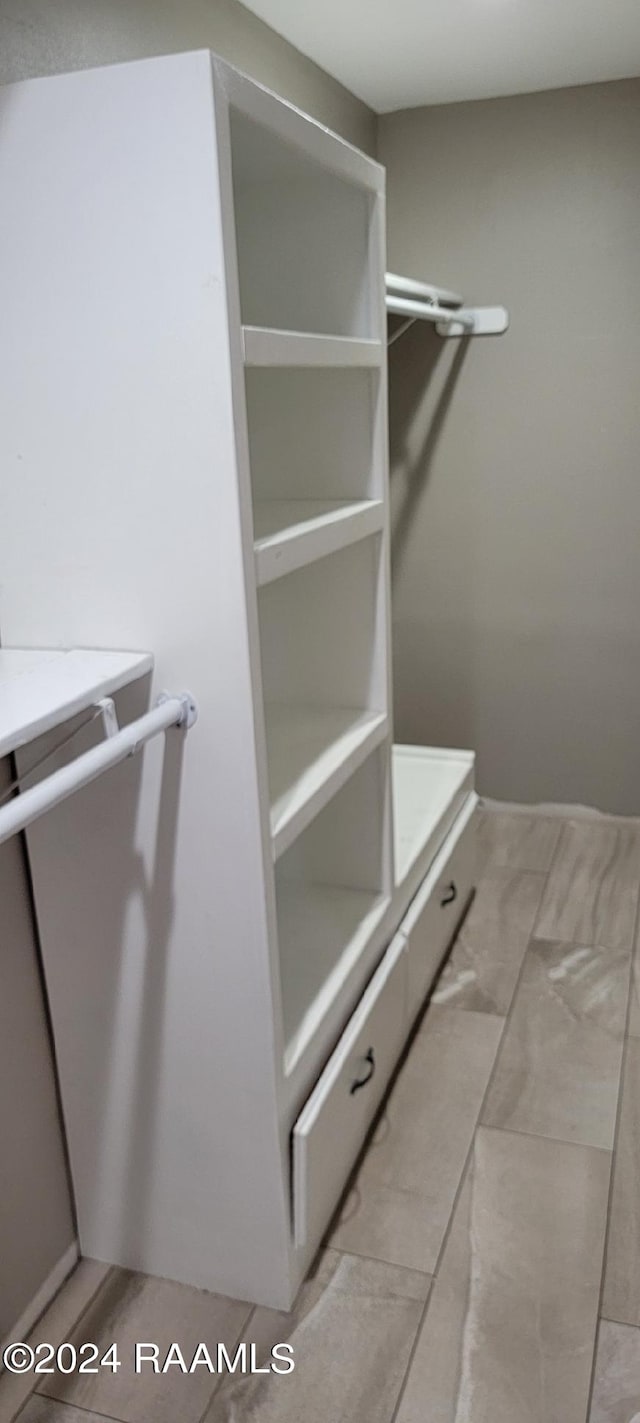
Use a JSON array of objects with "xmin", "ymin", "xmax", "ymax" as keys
[
  {"xmin": 386, "ymin": 272, "xmax": 509, "ymax": 344},
  {"xmin": 0, "ymin": 692, "xmax": 198, "ymax": 849}
]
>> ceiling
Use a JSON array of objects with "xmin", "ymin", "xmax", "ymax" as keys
[{"xmin": 240, "ymin": 0, "xmax": 640, "ymax": 112}]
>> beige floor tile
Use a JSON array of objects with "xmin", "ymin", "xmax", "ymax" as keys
[
  {"xmin": 483, "ymin": 938, "xmax": 630, "ymax": 1148},
  {"xmin": 19, "ymin": 1399, "xmax": 108, "ymax": 1423},
  {"xmin": 432, "ymin": 868, "xmax": 546, "ymax": 1014},
  {"xmin": 395, "ymin": 1127, "xmax": 610, "ymax": 1423},
  {"xmin": 0, "ymin": 1258, "xmax": 110, "ymax": 1423},
  {"xmin": 536, "ymin": 819, "xmax": 640, "ymax": 952},
  {"xmin": 204, "ymin": 1250, "xmax": 429, "ymax": 1423},
  {"xmin": 589, "ymin": 1319, "xmax": 640, "ymax": 1422},
  {"xmin": 36, "ymin": 1268, "xmax": 251, "ymax": 1423},
  {"xmin": 602, "ymin": 1040, "xmax": 640, "ymax": 1326},
  {"xmin": 329, "ymin": 1007, "xmax": 503, "ymax": 1273},
  {"xmin": 476, "ymin": 808, "xmax": 562, "ymax": 874}
]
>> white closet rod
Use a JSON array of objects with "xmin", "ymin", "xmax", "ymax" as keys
[
  {"xmin": 386, "ymin": 294, "xmax": 474, "ymax": 327},
  {"xmin": 0, "ymin": 692, "xmax": 197, "ymax": 848},
  {"xmin": 386, "ymin": 271, "xmax": 462, "ymax": 309},
  {"xmin": 385, "ymin": 271, "xmax": 509, "ymax": 341}
]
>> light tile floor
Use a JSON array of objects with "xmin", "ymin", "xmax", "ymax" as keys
[{"xmin": 6, "ymin": 804, "xmax": 640, "ymax": 1423}]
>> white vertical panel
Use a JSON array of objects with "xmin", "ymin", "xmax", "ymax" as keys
[{"xmin": 0, "ymin": 52, "xmax": 291, "ymax": 1307}]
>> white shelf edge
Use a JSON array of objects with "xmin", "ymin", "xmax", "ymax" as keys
[
  {"xmin": 255, "ymin": 499, "xmax": 384, "ymax": 586},
  {"xmin": 242, "ymin": 326, "xmax": 382, "ymax": 369},
  {"xmin": 0, "ymin": 648, "xmax": 154, "ymax": 758},
  {"xmin": 271, "ymin": 709, "xmax": 389, "ymax": 860}
]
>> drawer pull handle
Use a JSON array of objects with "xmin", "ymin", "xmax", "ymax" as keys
[
  {"xmin": 350, "ymin": 1048, "xmax": 376, "ymax": 1095},
  {"xmin": 441, "ymin": 881, "xmax": 458, "ymax": 907}
]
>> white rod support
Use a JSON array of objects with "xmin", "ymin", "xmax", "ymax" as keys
[
  {"xmin": 0, "ymin": 692, "xmax": 197, "ymax": 848},
  {"xmin": 436, "ymin": 305, "xmax": 510, "ymax": 338}
]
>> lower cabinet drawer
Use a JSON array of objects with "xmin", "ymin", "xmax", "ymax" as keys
[
  {"xmin": 401, "ymin": 797, "xmax": 476, "ymax": 1015},
  {"xmin": 292, "ymin": 931, "xmax": 407, "ymax": 1252}
]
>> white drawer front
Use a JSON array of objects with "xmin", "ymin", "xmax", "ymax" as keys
[
  {"xmin": 401, "ymin": 797, "xmax": 476, "ymax": 1015},
  {"xmin": 292, "ymin": 932, "xmax": 407, "ymax": 1252}
]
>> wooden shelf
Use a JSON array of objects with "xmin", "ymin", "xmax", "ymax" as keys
[
  {"xmin": 0, "ymin": 648, "xmax": 153, "ymax": 757},
  {"xmin": 278, "ymin": 881, "xmax": 390, "ymax": 1073},
  {"xmin": 242, "ymin": 327, "xmax": 382, "ymax": 368},
  {"xmin": 267, "ymin": 705, "xmax": 388, "ymax": 858},
  {"xmin": 254, "ymin": 498, "xmax": 384, "ymax": 585}
]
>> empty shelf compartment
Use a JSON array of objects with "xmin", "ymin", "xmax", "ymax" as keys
[
  {"xmin": 247, "ymin": 366, "xmax": 384, "ymax": 583},
  {"xmin": 229, "ymin": 106, "xmax": 376, "ymax": 338},
  {"xmin": 259, "ymin": 540, "xmax": 388, "ymax": 856},
  {"xmin": 276, "ymin": 748, "xmax": 391, "ymax": 1072}
]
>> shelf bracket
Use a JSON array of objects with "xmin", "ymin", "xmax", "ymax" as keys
[{"xmin": 96, "ymin": 696, "xmax": 119, "ymax": 739}]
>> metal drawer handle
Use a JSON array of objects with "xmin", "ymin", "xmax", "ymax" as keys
[
  {"xmin": 350, "ymin": 1047, "xmax": 376, "ymax": 1095},
  {"xmin": 441, "ymin": 881, "xmax": 458, "ymax": 907}
]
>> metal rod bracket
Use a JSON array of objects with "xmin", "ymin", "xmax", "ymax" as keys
[{"xmin": 157, "ymin": 691, "xmax": 198, "ymax": 730}]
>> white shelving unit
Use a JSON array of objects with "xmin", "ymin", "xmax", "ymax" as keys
[{"xmin": 0, "ymin": 51, "xmax": 477, "ymax": 1311}]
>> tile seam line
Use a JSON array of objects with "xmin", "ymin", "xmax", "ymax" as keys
[
  {"xmin": 386, "ymin": 857, "xmax": 546, "ymax": 1423},
  {"xmin": 387, "ymin": 1013, "xmax": 512, "ymax": 1423},
  {"xmin": 599, "ymin": 1313, "xmax": 640, "ymax": 1330},
  {"xmin": 29, "ymin": 1392, "xmax": 126, "ymax": 1423},
  {"xmin": 477, "ymin": 1120, "xmax": 615, "ymax": 1160},
  {"xmin": 530, "ymin": 816, "xmax": 569, "ymax": 940},
  {"xmin": 19, "ymin": 1265, "xmax": 118, "ymax": 1423},
  {"xmin": 583, "ymin": 864, "xmax": 640, "ymax": 1421},
  {"xmin": 195, "ymin": 1302, "xmax": 256, "ymax": 1423},
  {"xmin": 529, "ymin": 933, "xmax": 634, "ymax": 953},
  {"xmin": 34, "ymin": 1274, "xmax": 253, "ymax": 1423},
  {"xmin": 329, "ymin": 1244, "xmax": 433, "ymax": 1281},
  {"xmin": 390, "ymin": 838, "xmax": 615, "ymax": 1423}
]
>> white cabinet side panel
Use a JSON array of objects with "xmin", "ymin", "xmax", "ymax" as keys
[{"xmin": 0, "ymin": 54, "xmax": 290, "ymax": 1306}]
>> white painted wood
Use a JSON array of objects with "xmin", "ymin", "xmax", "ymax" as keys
[
  {"xmin": 0, "ymin": 1242, "xmax": 79, "ymax": 1360},
  {"xmin": 0, "ymin": 650, "xmax": 152, "ymax": 757},
  {"xmin": 267, "ymin": 706, "xmax": 388, "ymax": 858},
  {"xmin": 393, "ymin": 745, "xmax": 475, "ymax": 893},
  {"xmin": 229, "ymin": 105, "xmax": 374, "ymax": 338},
  {"xmin": 259, "ymin": 538, "xmax": 385, "ymax": 711},
  {"xmin": 279, "ymin": 885, "xmax": 390, "ymax": 1070},
  {"xmin": 242, "ymin": 327, "xmax": 382, "ymax": 367},
  {"xmin": 292, "ymin": 930, "xmax": 407, "ymax": 1253},
  {"xmin": 254, "ymin": 499, "xmax": 384, "ymax": 585},
  {"xmin": 0, "ymin": 48, "xmax": 475, "ymax": 1312},
  {"xmin": 276, "ymin": 748, "xmax": 391, "ymax": 1070},
  {"xmin": 216, "ymin": 55, "xmax": 385, "ymax": 196},
  {"xmin": 0, "ymin": 51, "xmax": 292, "ymax": 1308},
  {"xmin": 401, "ymin": 796, "xmax": 476, "ymax": 1012}
]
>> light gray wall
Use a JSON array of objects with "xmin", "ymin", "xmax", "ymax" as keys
[
  {"xmin": 0, "ymin": 763, "xmax": 75, "ymax": 1339},
  {"xmin": 0, "ymin": 0, "xmax": 375, "ymax": 152},
  {"xmin": 379, "ymin": 80, "xmax": 640, "ymax": 814}
]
